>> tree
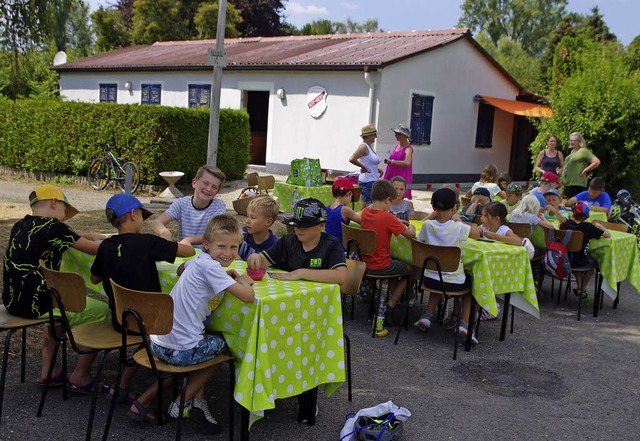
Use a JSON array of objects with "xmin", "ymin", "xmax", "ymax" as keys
[
  {"xmin": 229, "ymin": 0, "xmax": 287, "ymax": 37},
  {"xmin": 47, "ymin": 0, "xmax": 93, "ymax": 55},
  {"xmin": 194, "ymin": 2, "xmax": 243, "ymax": 39},
  {"xmin": 131, "ymin": 0, "xmax": 187, "ymax": 44},
  {"xmin": 294, "ymin": 18, "xmax": 381, "ymax": 36},
  {"xmin": 458, "ymin": 0, "xmax": 568, "ymax": 57},
  {"xmin": 296, "ymin": 20, "xmax": 336, "ymax": 35},
  {"xmin": 531, "ymin": 39, "xmax": 640, "ymax": 196},
  {"xmin": 91, "ymin": 6, "xmax": 132, "ymax": 52}
]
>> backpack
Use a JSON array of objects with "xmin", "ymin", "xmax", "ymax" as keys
[{"xmin": 543, "ymin": 227, "xmax": 573, "ymax": 279}]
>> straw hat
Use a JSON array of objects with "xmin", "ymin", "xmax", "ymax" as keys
[{"xmin": 361, "ymin": 124, "xmax": 377, "ymax": 137}]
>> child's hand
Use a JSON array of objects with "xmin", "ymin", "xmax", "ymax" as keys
[
  {"xmin": 270, "ymin": 270, "xmax": 302, "ymax": 281},
  {"xmin": 483, "ymin": 230, "xmax": 497, "ymax": 240},
  {"xmin": 226, "ymin": 269, "xmax": 240, "ymax": 279},
  {"xmin": 246, "ymin": 254, "xmax": 261, "ymax": 269},
  {"xmin": 237, "ymin": 273, "xmax": 255, "ymax": 285}
]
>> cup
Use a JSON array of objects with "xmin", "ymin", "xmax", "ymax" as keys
[{"xmin": 246, "ymin": 268, "xmax": 266, "ymax": 281}]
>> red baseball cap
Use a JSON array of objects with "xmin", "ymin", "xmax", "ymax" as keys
[
  {"xmin": 332, "ymin": 178, "xmax": 354, "ymax": 192},
  {"xmin": 541, "ymin": 171, "xmax": 561, "ymax": 185}
]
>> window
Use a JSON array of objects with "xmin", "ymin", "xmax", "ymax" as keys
[
  {"xmin": 475, "ymin": 103, "xmax": 495, "ymax": 148},
  {"xmin": 188, "ymin": 84, "xmax": 211, "ymax": 108},
  {"xmin": 409, "ymin": 93, "xmax": 434, "ymax": 145},
  {"xmin": 99, "ymin": 84, "xmax": 117, "ymax": 103},
  {"xmin": 141, "ymin": 84, "xmax": 161, "ymax": 105}
]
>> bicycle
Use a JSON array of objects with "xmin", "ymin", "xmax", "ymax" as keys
[{"xmin": 87, "ymin": 144, "xmax": 140, "ymax": 194}]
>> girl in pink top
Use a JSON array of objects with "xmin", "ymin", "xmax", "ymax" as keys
[{"xmin": 383, "ymin": 124, "xmax": 413, "ymax": 199}]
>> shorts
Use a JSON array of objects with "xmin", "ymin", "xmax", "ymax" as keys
[
  {"xmin": 423, "ymin": 274, "xmax": 472, "ymax": 292},
  {"xmin": 151, "ymin": 333, "xmax": 227, "ymax": 366},
  {"xmin": 359, "ymin": 180, "xmax": 375, "ymax": 205},
  {"xmin": 43, "ymin": 297, "xmax": 111, "ymax": 328},
  {"xmin": 367, "ymin": 259, "xmax": 409, "ymax": 277}
]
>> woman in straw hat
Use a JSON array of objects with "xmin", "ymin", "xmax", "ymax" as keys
[
  {"xmin": 383, "ymin": 123, "xmax": 413, "ymax": 199},
  {"xmin": 349, "ymin": 124, "xmax": 382, "ymax": 206}
]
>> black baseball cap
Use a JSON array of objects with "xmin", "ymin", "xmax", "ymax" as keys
[
  {"xmin": 431, "ymin": 188, "xmax": 457, "ymax": 210},
  {"xmin": 472, "ymin": 187, "xmax": 491, "ymax": 199},
  {"xmin": 287, "ymin": 198, "xmax": 328, "ymax": 227}
]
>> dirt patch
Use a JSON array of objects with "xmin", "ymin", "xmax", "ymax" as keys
[{"xmin": 0, "ymin": 203, "xmax": 30, "ymax": 220}]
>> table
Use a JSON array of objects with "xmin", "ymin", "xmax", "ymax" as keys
[
  {"xmin": 274, "ymin": 182, "xmax": 362, "ymax": 212},
  {"xmin": 60, "ymin": 250, "xmax": 346, "ymax": 429},
  {"xmin": 391, "ymin": 221, "xmax": 540, "ymax": 320},
  {"xmin": 530, "ymin": 224, "xmax": 640, "ymax": 301}
]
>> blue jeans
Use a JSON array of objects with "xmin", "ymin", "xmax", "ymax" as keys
[
  {"xmin": 359, "ymin": 180, "xmax": 375, "ymax": 205},
  {"xmin": 151, "ymin": 334, "xmax": 227, "ymax": 366}
]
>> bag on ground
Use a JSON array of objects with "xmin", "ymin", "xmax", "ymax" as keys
[
  {"xmin": 340, "ymin": 400, "xmax": 410, "ymax": 441},
  {"xmin": 286, "ymin": 158, "xmax": 323, "ymax": 187}
]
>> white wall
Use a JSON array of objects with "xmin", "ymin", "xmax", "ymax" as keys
[{"xmin": 376, "ymin": 38, "xmax": 518, "ymax": 179}]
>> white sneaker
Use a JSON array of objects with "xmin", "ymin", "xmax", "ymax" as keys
[
  {"xmin": 168, "ymin": 400, "xmax": 191, "ymax": 419},
  {"xmin": 413, "ymin": 313, "xmax": 433, "ymax": 331},
  {"xmin": 192, "ymin": 398, "xmax": 219, "ymax": 425}
]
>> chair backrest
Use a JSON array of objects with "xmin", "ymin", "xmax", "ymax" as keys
[
  {"xmin": 341, "ymin": 223, "xmax": 377, "ymax": 257},
  {"xmin": 351, "ymin": 187, "xmax": 362, "ymax": 202},
  {"xmin": 257, "ymin": 175, "xmax": 275, "ymax": 192},
  {"xmin": 110, "ymin": 280, "xmax": 173, "ymax": 335},
  {"xmin": 507, "ymin": 222, "xmax": 532, "ymax": 239},
  {"xmin": 409, "ymin": 239, "xmax": 461, "ymax": 273},
  {"xmin": 342, "ymin": 259, "xmax": 366, "ymax": 297},
  {"xmin": 544, "ymin": 228, "xmax": 584, "ymax": 253},
  {"xmin": 39, "ymin": 260, "xmax": 87, "ymax": 314},
  {"xmin": 593, "ymin": 219, "xmax": 629, "ymax": 233},
  {"xmin": 246, "ymin": 172, "xmax": 259, "ymax": 187},
  {"xmin": 413, "ymin": 210, "xmax": 429, "ymax": 220}
]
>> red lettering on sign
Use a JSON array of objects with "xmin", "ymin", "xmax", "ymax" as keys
[{"xmin": 307, "ymin": 91, "xmax": 326, "ymax": 109}]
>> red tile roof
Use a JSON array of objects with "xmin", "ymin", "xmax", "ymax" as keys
[{"xmin": 55, "ymin": 29, "xmax": 469, "ymax": 72}]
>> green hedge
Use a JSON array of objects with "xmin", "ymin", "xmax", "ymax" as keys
[{"xmin": 0, "ymin": 99, "xmax": 250, "ymax": 184}]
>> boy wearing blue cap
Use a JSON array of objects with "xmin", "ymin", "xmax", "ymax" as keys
[
  {"xmin": 90, "ymin": 193, "xmax": 195, "ymax": 417},
  {"xmin": 560, "ymin": 202, "xmax": 610, "ymax": 300},
  {"xmin": 544, "ymin": 188, "xmax": 570, "ymax": 223}
]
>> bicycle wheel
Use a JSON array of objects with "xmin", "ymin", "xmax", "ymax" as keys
[
  {"xmin": 87, "ymin": 158, "xmax": 110, "ymax": 190},
  {"xmin": 115, "ymin": 161, "xmax": 140, "ymax": 194}
]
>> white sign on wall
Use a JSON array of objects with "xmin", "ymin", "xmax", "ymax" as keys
[{"xmin": 306, "ymin": 86, "xmax": 328, "ymax": 118}]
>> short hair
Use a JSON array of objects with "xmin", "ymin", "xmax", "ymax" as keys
[
  {"xmin": 203, "ymin": 214, "xmax": 243, "ymax": 245},
  {"xmin": 195, "ymin": 165, "xmax": 226, "ymax": 185},
  {"xmin": 471, "ymin": 194, "xmax": 491, "ymax": 205},
  {"xmin": 498, "ymin": 172, "xmax": 512, "ymax": 185},
  {"xmin": 106, "ymin": 208, "xmax": 129, "ymax": 228},
  {"xmin": 569, "ymin": 132, "xmax": 586, "ymax": 148},
  {"xmin": 371, "ymin": 180, "xmax": 395, "ymax": 202},
  {"xmin": 479, "ymin": 164, "xmax": 499, "ymax": 183},
  {"xmin": 589, "ymin": 177, "xmax": 605, "ymax": 191},
  {"xmin": 389, "ymin": 176, "xmax": 406, "ymax": 186},
  {"xmin": 443, "ymin": 184, "xmax": 461, "ymax": 210},
  {"xmin": 483, "ymin": 202, "xmax": 508, "ymax": 225},
  {"xmin": 248, "ymin": 196, "xmax": 279, "ymax": 220},
  {"xmin": 512, "ymin": 194, "xmax": 540, "ymax": 216}
]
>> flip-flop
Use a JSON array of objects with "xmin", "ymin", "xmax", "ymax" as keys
[
  {"xmin": 107, "ymin": 384, "xmax": 139, "ymax": 404},
  {"xmin": 36, "ymin": 371, "xmax": 66, "ymax": 389},
  {"xmin": 127, "ymin": 399, "xmax": 156, "ymax": 423},
  {"xmin": 66, "ymin": 380, "xmax": 102, "ymax": 395}
]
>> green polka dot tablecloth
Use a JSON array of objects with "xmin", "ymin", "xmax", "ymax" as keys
[
  {"xmin": 60, "ymin": 250, "xmax": 345, "ymax": 426},
  {"xmin": 274, "ymin": 182, "xmax": 362, "ymax": 212},
  {"xmin": 530, "ymin": 225, "xmax": 640, "ymax": 300},
  {"xmin": 391, "ymin": 221, "xmax": 539, "ymax": 318}
]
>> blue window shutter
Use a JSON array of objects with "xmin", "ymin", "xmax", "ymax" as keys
[
  {"xmin": 410, "ymin": 93, "xmax": 434, "ymax": 145},
  {"xmin": 99, "ymin": 84, "xmax": 117, "ymax": 103},
  {"xmin": 188, "ymin": 85, "xmax": 211, "ymax": 108},
  {"xmin": 141, "ymin": 84, "xmax": 161, "ymax": 105}
]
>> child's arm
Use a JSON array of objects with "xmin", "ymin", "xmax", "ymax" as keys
[
  {"xmin": 565, "ymin": 196, "xmax": 578, "ymax": 207},
  {"xmin": 80, "ymin": 232, "xmax": 107, "ymax": 241},
  {"xmin": 176, "ymin": 242, "xmax": 195, "ymax": 257},
  {"xmin": 151, "ymin": 213, "xmax": 174, "ymax": 240},
  {"xmin": 271, "ymin": 266, "xmax": 348, "ymax": 286},
  {"xmin": 72, "ymin": 237, "xmax": 101, "ymax": 255},
  {"xmin": 589, "ymin": 204, "xmax": 609, "ymax": 213},
  {"xmin": 536, "ymin": 215, "xmax": 554, "ymax": 229},
  {"xmin": 468, "ymin": 224, "xmax": 482, "ymax": 239},
  {"xmin": 595, "ymin": 222, "xmax": 611, "ymax": 238},
  {"xmin": 181, "ymin": 235, "xmax": 202, "ymax": 246},
  {"xmin": 247, "ymin": 252, "xmax": 270, "ymax": 269},
  {"xmin": 497, "ymin": 190, "xmax": 507, "ymax": 200},
  {"xmin": 90, "ymin": 273, "xmax": 102, "ymax": 284},
  {"xmin": 225, "ymin": 276, "xmax": 255, "ymax": 303},
  {"xmin": 340, "ymin": 206, "xmax": 361, "ymax": 224},
  {"xmin": 401, "ymin": 223, "xmax": 416, "ymax": 239},
  {"xmin": 483, "ymin": 229, "xmax": 522, "ymax": 246}
]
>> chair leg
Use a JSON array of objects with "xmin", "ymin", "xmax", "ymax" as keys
[
  {"xmin": 593, "ymin": 272, "xmax": 600, "ymax": 318},
  {"xmin": 228, "ymin": 360, "xmax": 235, "ymax": 441},
  {"xmin": 0, "ymin": 328, "xmax": 19, "ymax": 423},
  {"xmin": 453, "ymin": 299, "xmax": 464, "ymax": 360},
  {"xmin": 85, "ymin": 350, "xmax": 109, "ymax": 441},
  {"xmin": 176, "ymin": 374, "xmax": 188, "ymax": 441},
  {"xmin": 344, "ymin": 333, "xmax": 352, "ymax": 402},
  {"xmin": 101, "ymin": 364, "xmax": 125, "ymax": 441},
  {"xmin": 577, "ymin": 272, "xmax": 585, "ymax": 321},
  {"xmin": 464, "ymin": 297, "xmax": 477, "ymax": 353},
  {"xmin": 20, "ymin": 327, "xmax": 27, "ymax": 383},
  {"xmin": 37, "ymin": 338, "xmax": 64, "ymax": 417},
  {"xmin": 350, "ymin": 296, "xmax": 355, "ymax": 321},
  {"xmin": 613, "ymin": 282, "xmax": 620, "ymax": 309}
]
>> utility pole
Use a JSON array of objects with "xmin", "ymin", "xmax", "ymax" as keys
[{"xmin": 206, "ymin": 0, "xmax": 228, "ymax": 166}]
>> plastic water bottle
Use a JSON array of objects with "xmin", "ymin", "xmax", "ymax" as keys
[{"xmin": 291, "ymin": 188, "xmax": 300, "ymax": 211}]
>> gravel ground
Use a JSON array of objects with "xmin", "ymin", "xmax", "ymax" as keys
[{"xmin": 2, "ymin": 176, "xmax": 640, "ymax": 441}]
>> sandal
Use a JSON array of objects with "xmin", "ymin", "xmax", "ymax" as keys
[
  {"xmin": 36, "ymin": 371, "xmax": 66, "ymax": 389},
  {"xmin": 108, "ymin": 383, "xmax": 139, "ymax": 404},
  {"xmin": 127, "ymin": 399, "xmax": 156, "ymax": 423},
  {"xmin": 66, "ymin": 379, "xmax": 103, "ymax": 395}
]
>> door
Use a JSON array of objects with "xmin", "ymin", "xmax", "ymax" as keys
[{"xmin": 244, "ymin": 90, "xmax": 269, "ymax": 165}]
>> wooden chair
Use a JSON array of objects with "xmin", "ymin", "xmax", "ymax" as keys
[
  {"xmin": 103, "ymin": 281, "xmax": 235, "ymax": 441},
  {"xmin": 593, "ymin": 219, "xmax": 629, "ymax": 233},
  {"xmin": 39, "ymin": 261, "xmax": 142, "ymax": 441},
  {"xmin": 246, "ymin": 172, "xmax": 259, "ymax": 188},
  {"xmin": 507, "ymin": 222, "xmax": 532, "ymax": 239},
  {"xmin": 340, "ymin": 259, "xmax": 366, "ymax": 402},
  {"xmin": 256, "ymin": 175, "xmax": 275, "ymax": 194},
  {"xmin": 412, "ymin": 210, "xmax": 429, "ymax": 220},
  {"xmin": 341, "ymin": 224, "xmax": 411, "ymax": 344},
  {"xmin": 505, "ymin": 222, "xmax": 536, "ymax": 333},
  {"xmin": 409, "ymin": 239, "xmax": 474, "ymax": 359},
  {"xmin": 0, "ymin": 306, "xmax": 49, "ymax": 423}
]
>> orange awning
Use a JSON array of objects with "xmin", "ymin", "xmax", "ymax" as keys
[{"xmin": 480, "ymin": 95, "xmax": 553, "ymax": 118}]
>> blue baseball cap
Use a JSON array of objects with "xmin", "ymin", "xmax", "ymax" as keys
[
  {"xmin": 106, "ymin": 193, "xmax": 153, "ymax": 221},
  {"xmin": 544, "ymin": 188, "xmax": 562, "ymax": 198}
]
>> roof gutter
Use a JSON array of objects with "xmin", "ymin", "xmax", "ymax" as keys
[{"xmin": 364, "ymin": 68, "xmax": 376, "ymax": 124}]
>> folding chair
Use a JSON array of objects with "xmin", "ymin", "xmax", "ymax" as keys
[
  {"xmin": 409, "ymin": 239, "xmax": 475, "ymax": 360},
  {"xmin": 341, "ymin": 224, "xmax": 410, "ymax": 344},
  {"xmin": 256, "ymin": 175, "xmax": 275, "ymax": 195},
  {"xmin": 39, "ymin": 261, "xmax": 142, "ymax": 441},
  {"xmin": 246, "ymin": 172, "xmax": 259, "ymax": 188},
  {"xmin": 340, "ymin": 259, "xmax": 366, "ymax": 402},
  {"xmin": 0, "ymin": 305, "xmax": 48, "ymax": 423},
  {"xmin": 103, "ymin": 281, "xmax": 234, "ymax": 441}
]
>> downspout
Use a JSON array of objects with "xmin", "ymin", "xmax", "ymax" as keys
[{"xmin": 364, "ymin": 68, "xmax": 375, "ymax": 124}]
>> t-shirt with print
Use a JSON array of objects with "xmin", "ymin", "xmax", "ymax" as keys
[
  {"xmin": 559, "ymin": 220, "xmax": 605, "ymax": 267},
  {"xmin": 3, "ymin": 216, "xmax": 80, "ymax": 318},
  {"xmin": 90, "ymin": 233, "xmax": 178, "ymax": 331},
  {"xmin": 418, "ymin": 219, "xmax": 470, "ymax": 284},
  {"xmin": 575, "ymin": 190, "xmax": 612, "ymax": 211},
  {"xmin": 360, "ymin": 208, "xmax": 407, "ymax": 270},
  {"xmin": 151, "ymin": 252, "xmax": 235, "ymax": 351},
  {"xmin": 263, "ymin": 233, "xmax": 346, "ymax": 272},
  {"xmin": 164, "ymin": 196, "xmax": 226, "ymax": 242}
]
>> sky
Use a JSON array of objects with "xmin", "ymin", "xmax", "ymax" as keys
[{"xmin": 86, "ymin": 0, "xmax": 638, "ymax": 46}]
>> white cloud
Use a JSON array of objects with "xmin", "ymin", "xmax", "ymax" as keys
[
  {"xmin": 341, "ymin": 2, "xmax": 359, "ymax": 10},
  {"xmin": 286, "ymin": 2, "xmax": 330, "ymax": 16}
]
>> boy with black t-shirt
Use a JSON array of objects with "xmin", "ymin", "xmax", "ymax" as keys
[
  {"xmin": 90, "ymin": 193, "xmax": 194, "ymax": 413},
  {"xmin": 3, "ymin": 184, "xmax": 110, "ymax": 392},
  {"xmin": 560, "ymin": 202, "xmax": 610, "ymax": 300},
  {"xmin": 247, "ymin": 198, "xmax": 347, "ymax": 285}
]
